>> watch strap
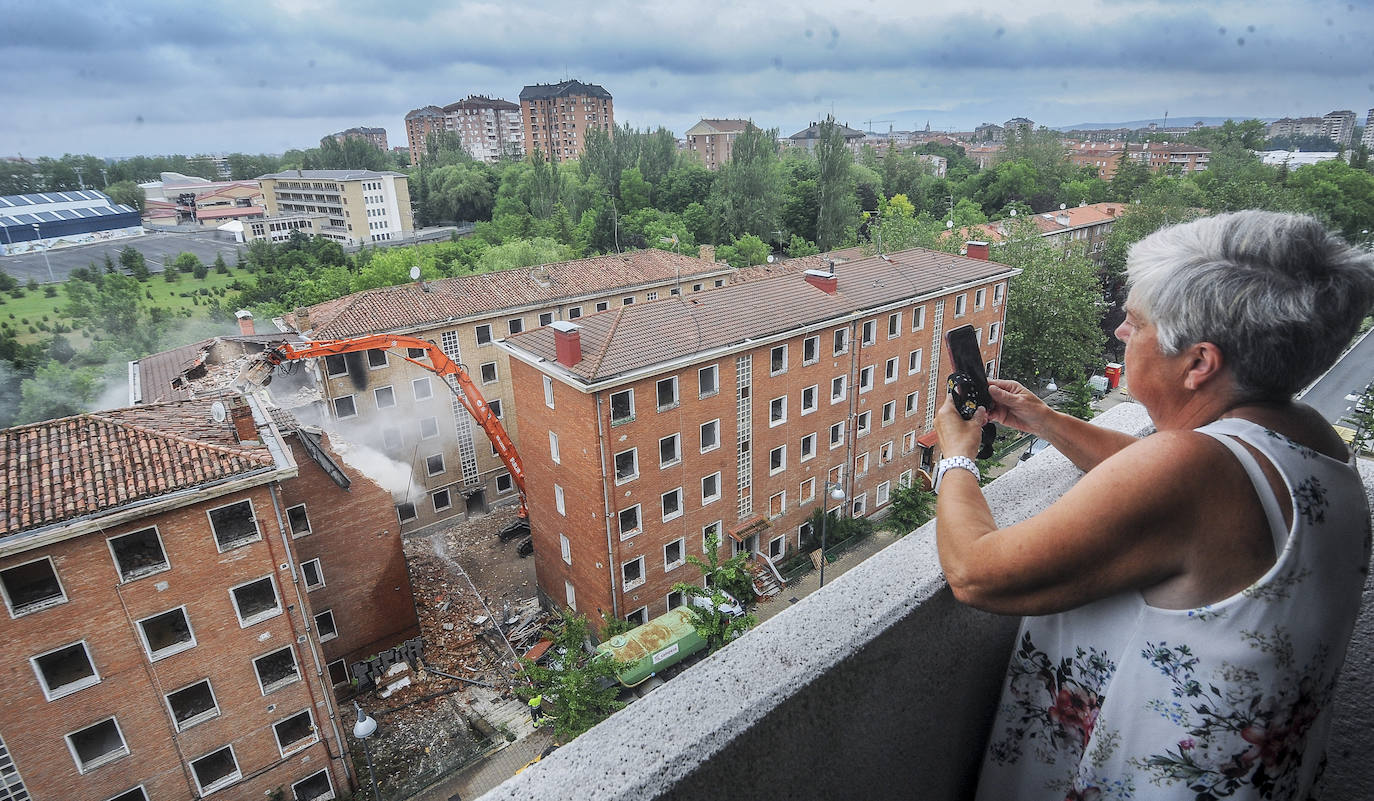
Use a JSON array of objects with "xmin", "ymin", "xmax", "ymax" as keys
[{"xmin": 933, "ymin": 456, "xmax": 980, "ymax": 494}]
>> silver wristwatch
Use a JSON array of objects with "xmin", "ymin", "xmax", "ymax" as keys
[{"xmin": 933, "ymin": 456, "xmax": 980, "ymax": 494}]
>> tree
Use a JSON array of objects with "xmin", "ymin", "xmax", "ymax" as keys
[
  {"xmin": 672, "ymin": 533, "xmax": 758, "ymax": 654},
  {"xmin": 995, "ymin": 218, "xmax": 1106, "ymax": 386},
  {"xmin": 1342, "ymin": 383, "xmax": 1374, "ymax": 456},
  {"xmin": 886, "ymin": 483, "xmax": 935, "ymax": 535},
  {"xmin": 618, "ymin": 167, "xmax": 652, "ymax": 212},
  {"xmin": 1057, "ymin": 376, "xmax": 1096, "ymax": 420},
  {"xmin": 119, "ymin": 246, "xmax": 150, "ymax": 281},
  {"xmin": 172, "ymin": 252, "xmax": 202, "ymax": 273},
  {"xmin": 814, "ymin": 116, "xmax": 860, "ymax": 251},
  {"xmin": 710, "ymin": 123, "xmax": 783, "ymax": 241},
  {"xmin": 786, "ymin": 234, "xmax": 819, "ymax": 257},
  {"xmin": 715, "ymin": 234, "xmax": 769, "ymax": 268},
  {"xmin": 514, "ymin": 609, "xmax": 628, "ymax": 740},
  {"xmin": 106, "ymin": 180, "xmax": 146, "ymax": 213},
  {"xmin": 1286, "ymin": 159, "xmax": 1374, "ymax": 241},
  {"xmin": 426, "ymin": 163, "xmax": 496, "ymax": 223},
  {"xmin": 17, "ymin": 361, "xmax": 103, "ymax": 424}
]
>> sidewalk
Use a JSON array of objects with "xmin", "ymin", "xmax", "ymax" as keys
[
  {"xmin": 754, "ymin": 529, "xmax": 900, "ymax": 624},
  {"xmin": 410, "ymin": 727, "xmax": 557, "ymax": 801}
]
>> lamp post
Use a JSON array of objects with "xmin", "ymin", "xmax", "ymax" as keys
[
  {"xmin": 353, "ymin": 701, "xmax": 381, "ymax": 801},
  {"xmin": 818, "ymin": 481, "xmax": 847, "ymax": 587},
  {"xmin": 31, "ymin": 224, "xmax": 55, "ymax": 283}
]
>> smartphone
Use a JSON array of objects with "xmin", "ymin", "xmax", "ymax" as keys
[{"xmin": 945, "ymin": 324, "xmax": 995, "ymax": 414}]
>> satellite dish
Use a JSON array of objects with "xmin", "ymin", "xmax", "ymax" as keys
[
  {"xmin": 409, "ymin": 266, "xmax": 421, "ymax": 281},
  {"xmin": 766, "ymin": 255, "xmax": 775, "ymax": 263},
  {"xmin": 210, "ymin": 401, "xmax": 227, "ymax": 423},
  {"xmin": 1060, "ymin": 203, "xmax": 1067, "ymax": 210},
  {"xmin": 946, "ymin": 220, "xmax": 954, "ymax": 229},
  {"xmin": 1010, "ymin": 209, "xmax": 1017, "ymax": 216}
]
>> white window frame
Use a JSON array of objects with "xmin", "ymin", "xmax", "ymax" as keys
[
  {"xmin": 413, "ymin": 376, "xmax": 433, "ymax": 401},
  {"xmin": 543, "ymin": 375, "xmax": 555, "ymax": 408},
  {"xmin": 332, "ymin": 394, "xmax": 357, "ymax": 419},
  {"xmin": 479, "ymin": 361, "xmax": 499, "ymax": 385},
  {"xmin": 908, "ymin": 348, "xmax": 923, "ymax": 375},
  {"xmin": 900, "ymin": 469, "xmax": 914, "ymax": 488},
  {"xmin": 859, "ymin": 365, "xmax": 874, "ymax": 394},
  {"xmin": 136, "ymin": 605, "xmax": 197, "ymax": 661},
  {"xmin": 882, "ymin": 401, "xmax": 896, "ymax": 426},
  {"xmin": 373, "ymin": 385, "xmax": 396, "ymax": 409},
  {"xmin": 802, "ymin": 335, "xmax": 819, "ymax": 365},
  {"xmin": 770, "ymin": 344, "xmax": 788, "ymax": 375},
  {"xmin": 396, "ymin": 502, "xmax": 417, "ymax": 523},
  {"xmin": 887, "ymin": 311, "xmax": 901, "ymax": 338},
  {"xmin": 656, "ymin": 376, "xmax": 679, "ymax": 411},
  {"xmin": 702, "ymin": 471, "xmax": 721, "ymax": 505},
  {"xmin": 829, "ymin": 421, "xmax": 845, "ymax": 449},
  {"xmin": 877, "ymin": 480, "xmax": 891, "ymax": 507},
  {"xmin": 610, "ymin": 389, "xmax": 635, "ymax": 425},
  {"xmin": 419, "ymin": 416, "xmax": 440, "ymax": 440},
  {"xmin": 549, "ymin": 431, "xmax": 561, "ymax": 463},
  {"xmin": 559, "ymin": 533, "xmax": 571, "ymax": 564},
  {"xmin": 324, "ymin": 354, "xmax": 348, "ymax": 378},
  {"xmin": 496, "ymin": 472, "xmax": 515, "ymax": 494},
  {"xmin": 659, "ymin": 433, "xmax": 682, "ymax": 468},
  {"xmin": 165, "ymin": 678, "xmax": 221, "ymax": 731},
  {"xmin": 189, "ymin": 744, "xmax": 241, "ymax": 796},
  {"xmin": 768, "ymin": 534, "xmax": 786, "ymax": 562},
  {"xmin": 107, "ymin": 526, "xmax": 170, "ymax": 582},
  {"xmin": 994, "ymin": 282, "xmax": 1005, "ymax": 304},
  {"xmin": 0, "ymin": 555, "xmax": 68, "ymax": 618},
  {"xmin": 554, "ymin": 484, "xmax": 566, "ymax": 515},
  {"xmin": 301, "ymin": 558, "xmax": 325, "ymax": 591},
  {"xmin": 425, "ymin": 453, "xmax": 446, "ymax": 476},
  {"xmin": 273, "ymin": 708, "xmax": 319, "ymax": 757},
  {"xmin": 852, "ymin": 492, "xmax": 868, "ymax": 517},
  {"xmin": 253, "ymin": 645, "xmax": 300, "ymax": 695},
  {"xmin": 698, "ymin": 364, "xmax": 719, "ymax": 398},
  {"xmin": 911, "ymin": 305, "xmax": 926, "ymax": 331},
  {"xmin": 622, "ymin": 556, "xmax": 646, "ymax": 591},
  {"xmin": 614, "ymin": 447, "xmax": 639, "ymax": 483},
  {"xmin": 565, "ymin": 580, "xmax": 577, "ymax": 611},
  {"xmin": 432, "ymin": 488, "xmax": 451, "ymax": 512},
  {"xmin": 884, "ymin": 357, "xmax": 898, "ymax": 384},
  {"xmin": 475, "ymin": 323, "xmax": 493, "ymax": 346},
  {"xmin": 832, "ymin": 327, "xmax": 849, "ymax": 355},
  {"xmin": 800, "ymin": 432, "xmax": 817, "ymax": 462},
  {"xmin": 861, "ymin": 319, "xmax": 876, "ymax": 346},
  {"xmin": 507, "ymin": 317, "xmax": 524, "ymax": 336},
  {"xmin": 831, "ymin": 375, "xmax": 847, "ymax": 404},
  {"xmin": 954, "ymin": 293, "xmax": 967, "ymax": 317},
  {"xmin": 769, "ymin": 395, "xmax": 787, "ymax": 427},
  {"xmin": 539, "ymin": 311, "xmax": 555, "ymax": 326},
  {"xmin": 800, "ymin": 477, "xmax": 816, "ymax": 505},
  {"xmin": 664, "ymin": 538, "xmax": 686, "ymax": 572},
  {"xmin": 314, "ymin": 609, "xmax": 338, "ymax": 642},
  {"xmin": 857, "ymin": 411, "xmax": 872, "ymax": 437},
  {"xmin": 291, "ymin": 770, "xmax": 336, "ymax": 801},
  {"xmin": 366, "ymin": 349, "xmax": 388, "ymax": 370},
  {"xmin": 618, "ymin": 504, "xmax": 642, "ymax": 540},
  {"xmin": 700, "ymin": 418, "xmax": 720, "ymax": 453},
  {"xmin": 702, "ymin": 521, "xmax": 722, "ymax": 552},
  {"xmin": 769, "ymin": 444, "xmax": 786, "ymax": 475},
  {"xmin": 65, "ymin": 716, "xmax": 129, "ymax": 774},
  {"xmin": 661, "ymin": 487, "xmax": 684, "ymax": 522},
  {"xmin": 905, "ymin": 391, "xmax": 920, "ymax": 417},
  {"xmin": 229, "ymin": 574, "xmax": 282, "ymax": 628},
  {"xmin": 31, "ymin": 639, "xmax": 101, "ymax": 700},
  {"xmin": 801, "ymin": 384, "xmax": 818, "ymax": 415},
  {"xmin": 207, "ymin": 498, "xmax": 260, "ymax": 553},
  {"xmin": 989, "ymin": 321, "xmax": 1000, "ymax": 344},
  {"xmin": 975, "ymin": 287, "xmax": 986, "ymax": 310},
  {"xmin": 768, "ymin": 490, "xmax": 786, "ymax": 519}
]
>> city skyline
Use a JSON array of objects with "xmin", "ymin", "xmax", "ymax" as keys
[{"xmin": 2, "ymin": 0, "xmax": 1371, "ymax": 159}]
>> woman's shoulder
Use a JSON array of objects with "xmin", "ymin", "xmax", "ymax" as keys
[{"xmin": 1210, "ymin": 403, "xmax": 1348, "ymax": 462}]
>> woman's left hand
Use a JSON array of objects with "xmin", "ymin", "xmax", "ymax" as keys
[{"xmin": 936, "ymin": 393, "xmax": 988, "ymax": 461}]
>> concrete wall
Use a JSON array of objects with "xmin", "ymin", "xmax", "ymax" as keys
[{"xmin": 481, "ymin": 402, "xmax": 1374, "ymax": 800}]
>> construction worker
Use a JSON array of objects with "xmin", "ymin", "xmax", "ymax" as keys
[{"xmin": 528, "ymin": 694, "xmax": 543, "ymax": 724}]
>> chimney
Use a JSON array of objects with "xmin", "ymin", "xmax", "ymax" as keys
[
  {"xmin": 294, "ymin": 306, "xmax": 311, "ymax": 332},
  {"xmin": 965, "ymin": 241, "xmax": 990, "ymax": 260},
  {"xmin": 550, "ymin": 321, "xmax": 582, "ymax": 366},
  {"xmin": 699, "ymin": 244, "xmax": 716, "ymax": 262},
  {"xmin": 803, "ymin": 268, "xmax": 838, "ymax": 294},
  {"xmin": 1106, "ymin": 206, "xmax": 1117, "ymax": 217},
  {"xmin": 227, "ymin": 395, "xmax": 259, "ymax": 443},
  {"xmin": 235, "ymin": 309, "xmax": 255, "ymax": 335}
]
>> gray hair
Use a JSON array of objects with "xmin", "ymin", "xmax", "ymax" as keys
[{"xmin": 1126, "ymin": 211, "xmax": 1374, "ymax": 400}]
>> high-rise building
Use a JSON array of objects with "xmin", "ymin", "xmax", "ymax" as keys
[
  {"xmin": 519, "ymin": 80, "xmax": 614, "ymax": 162},
  {"xmin": 403, "ymin": 98, "xmax": 525, "ymax": 165},
  {"xmin": 1361, "ymin": 109, "xmax": 1374, "ymax": 150},
  {"xmin": 327, "ymin": 126, "xmax": 389, "ymax": 151},
  {"xmin": 500, "ymin": 247, "xmax": 1017, "ymax": 625},
  {"xmin": 1321, "ymin": 110, "xmax": 1357, "ymax": 148},
  {"xmin": 404, "ymin": 105, "xmax": 447, "ymax": 165},
  {"xmin": 256, "ymin": 169, "xmax": 411, "ymax": 245},
  {"xmin": 685, "ymin": 119, "xmax": 751, "ymax": 170}
]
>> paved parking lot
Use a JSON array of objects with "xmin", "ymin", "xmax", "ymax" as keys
[{"xmin": 0, "ymin": 229, "xmax": 244, "ymax": 283}]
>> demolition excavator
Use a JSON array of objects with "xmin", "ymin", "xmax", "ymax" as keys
[{"xmin": 240, "ymin": 334, "xmax": 530, "ymax": 530}]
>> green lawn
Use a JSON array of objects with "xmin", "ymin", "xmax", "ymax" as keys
[{"xmin": 1, "ymin": 268, "xmax": 247, "ymax": 345}]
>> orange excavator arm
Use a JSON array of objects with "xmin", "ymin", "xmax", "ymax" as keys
[{"xmin": 253, "ymin": 334, "xmax": 527, "ymax": 519}]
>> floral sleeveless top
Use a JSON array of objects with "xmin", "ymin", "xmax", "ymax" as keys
[{"xmin": 976, "ymin": 419, "xmax": 1371, "ymax": 800}]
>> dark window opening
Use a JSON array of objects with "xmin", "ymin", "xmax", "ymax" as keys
[
  {"xmin": 139, "ymin": 608, "xmax": 192, "ymax": 656},
  {"xmin": 274, "ymin": 710, "xmax": 315, "ymax": 752},
  {"xmin": 190, "ymin": 747, "xmax": 239, "ymax": 793},
  {"xmin": 167, "ymin": 681, "xmax": 217, "ymax": 728},
  {"xmin": 315, "ymin": 610, "xmax": 338, "ymax": 640},
  {"xmin": 397, "ymin": 502, "xmax": 417, "ymax": 522},
  {"xmin": 324, "ymin": 354, "xmax": 347, "ymax": 377},
  {"xmin": 109, "ymin": 528, "xmax": 168, "ymax": 580},
  {"xmin": 366, "ymin": 349, "xmax": 387, "ymax": 368},
  {"xmin": 286, "ymin": 505, "xmax": 311, "ymax": 535},
  {"xmin": 327, "ymin": 660, "xmax": 349, "ymax": 686},
  {"xmin": 2, "ymin": 559, "xmax": 64, "ymax": 613},
  {"xmin": 107, "ymin": 789, "xmax": 150, "ymax": 801},
  {"xmin": 68, "ymin": 718, "xmax": 126, "ymax": 771},
  {"xmin": 254, "ymin": 647, "xmax": 299, "ymax": 693},
  {"xmin": 232, "ymin": 577, "xmax": 280, "ymax": 623},
  {"xmin": 208, "ymin": 501, "xmax": 258, "ymax": 550},
  {"xmin": 34, "ymin": 642, "xmax": 97, "ymax": 696},
  {"xmin": 610, "ymin": 390, "xmax": 633, "ymax": 423},
  {"xmin": 293, "ymin": 770, "xmax": 334, "ymax": 801}
]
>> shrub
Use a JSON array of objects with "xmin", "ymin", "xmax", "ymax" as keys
[{"xmin": 44, "ymin": 285, "xmax": 57, "ymax": 297}]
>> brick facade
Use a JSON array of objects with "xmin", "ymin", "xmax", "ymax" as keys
[{"xmin": 504, "ymin": 251, "xmax": 1014, "ymax": 627}]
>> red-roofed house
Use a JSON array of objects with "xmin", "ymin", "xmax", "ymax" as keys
[{"xmin": 0, "ymin": 396, "xmax": 416, "ymax": 801}]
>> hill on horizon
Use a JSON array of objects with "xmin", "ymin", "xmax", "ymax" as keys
[{"xmin": 1055, "ymin": 116, "xmax": 1278, "ymax": 131}]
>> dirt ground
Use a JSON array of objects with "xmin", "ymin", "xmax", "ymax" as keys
[{"xmin": 344, "ymin": 506, "xmax": 549, "ymax": 800}]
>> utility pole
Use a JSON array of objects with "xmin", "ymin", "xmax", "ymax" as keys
[{"xmin": 73, "ymin": 166, "xmax": 85, "ymax": 190}]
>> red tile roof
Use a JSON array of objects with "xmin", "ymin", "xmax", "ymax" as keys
[
  {"xmin": 507, "ymin": 246, "xmax": 1018, "ymax": 383},
  {"xmin": 1, "ymin": 400, "xmax": 276, "ymax": 536},
  {"xmin": 282, "ymin": 249, "xmax": 732, "ymax": 339}
]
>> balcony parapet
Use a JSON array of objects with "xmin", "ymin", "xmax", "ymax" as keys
[{"xmin": 483, "ymin": 402, "xmax": 1374, "ymax": 800}]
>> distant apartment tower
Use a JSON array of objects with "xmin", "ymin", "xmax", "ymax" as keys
[
  {"xmin": 685, "ymin": 119, "xmax": 750, "ymax": 170},
  {"xmin": 1267, "ymin": 116, "xmax": 1324, "ymax": 139},
  {"xmin": 1363, "ymin": 109, "xmax": 1374, "ymax": 150},
  {"xmin": 403, "ymin": 98, "xmax": 525, "ymax": 165},
  {"xmin": 0, "ymin": 397, "xmax": 417, "ymax": 801},
  {"xmin": 519, "ymin": 80, "xmax": 614, "ymax": 162},
  {"xmin": 1321, "ymin": 110, "xmax": 1357, "ymax": 148},
  {"xmin": 500, "ymin": 247, "xmax": 1017, "ymax": 625},
  {"xmin": 328, "ymin": 126, "xmax": 389, "ymax": 151},
  {"xmin": 256, "ymin": 169, "xmax": 412, "ymax": 245}
]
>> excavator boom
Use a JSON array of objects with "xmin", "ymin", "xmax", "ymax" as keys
[{"xmin": 249, "ymin": 334, "xmax": 527, "ymax": 519}]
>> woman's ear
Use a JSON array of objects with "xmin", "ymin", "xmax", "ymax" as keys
[{"xmin": 1182, "ymin": 341, "xmax": 1226, "ymax": 390}]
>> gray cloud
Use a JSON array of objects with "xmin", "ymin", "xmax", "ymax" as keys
[{"xmin": 1, "ymin": 0, "xmax": 1370, "ymax": 157}]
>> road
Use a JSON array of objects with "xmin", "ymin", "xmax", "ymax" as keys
[
  {"xmin": 1299, "ymin": 327, "xmax": 1374, "ymax": 425},
  {"xmin": 1, "ymin": 229, "xmax": 243, "ymax": 283}
]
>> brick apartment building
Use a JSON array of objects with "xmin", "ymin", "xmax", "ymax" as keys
[
  {"xmin": 1068, "ymin": 142, "xmax": 1211, "ymax": 180},
  {"xmin": 684, "ymin": 119, "xmax": 750, "ymax": 170},
  {"xmin": 326, "ymin": 126, "xmax": 389, "ymax": 152},
  {"xmin": 275, "ymin": 250, "xmax": 735, "ymax": 533},
  {"xmin": 256, "ymin": 169, "xmax": 412, "ymax": 246},
  {"xmin": 957, "ymin": 202, "xmax": 1127, "ymax": 264},
  {"xmin": 0, "ymin": 396, "xmax": 416, "ymax": 801},
  {"xmin": 500, "ymin": 247, "xmax": 1017, "ymax": 626},
  {"xmin": 519, "ymin": 80, "xmax": 614, "ymax": 162},
  {"xmin": 403, "ymin": 98, "xmax": 525, "ymax": 165}
]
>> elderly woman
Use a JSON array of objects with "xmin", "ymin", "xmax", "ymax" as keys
[{"xmin": 934, "ymin": 211, "xmax": 1374, "ymax": 800}]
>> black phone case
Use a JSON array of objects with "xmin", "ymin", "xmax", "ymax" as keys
[{"xmin": 945, "ymin": 325, "xmax": 994, "ymax": 411}]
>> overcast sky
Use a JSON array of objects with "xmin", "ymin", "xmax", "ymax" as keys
[{"xmin": 2, "ymin": 0, "xmax": 1370, "ymax": 159}]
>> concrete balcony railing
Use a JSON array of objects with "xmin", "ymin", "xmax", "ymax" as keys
[{"xmin": 482, "ymin": 403, "xmax": 1374, "ymax": 801}]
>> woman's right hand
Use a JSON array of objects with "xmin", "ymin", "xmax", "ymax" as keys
[{"xmin": 987, "ymin": 378, "xmax": 1053, "ymax": 434}]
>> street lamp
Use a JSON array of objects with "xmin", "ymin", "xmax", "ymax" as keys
[
  {"xmin": 31, "ymin": 224, "xmax": 55, "ymax": 282},
  {"xmin": 353, "ymin": 701, "xmax": 381, "ymax": 801},
  {"xmin": 818, "ymin": 481, "xmax": 847, "ymax": 587}
]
